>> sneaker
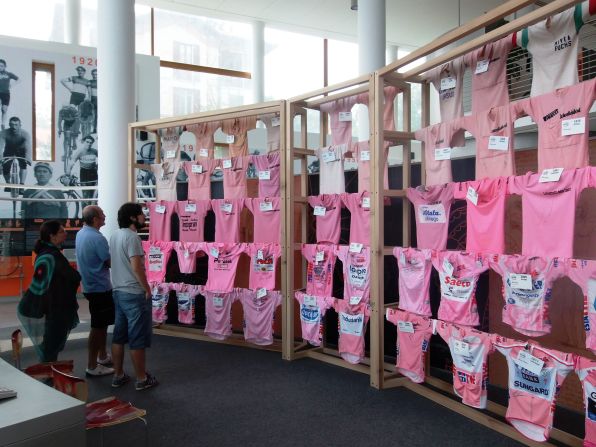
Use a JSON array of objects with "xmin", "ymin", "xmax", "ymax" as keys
[
  {"xmin": 86, "ymin": 364, "xmax": 115, "ymax": 377},
  {"xmin": 97, "ymin": 353, "xmax": 113, "ymax": 366},
  {"xmin": 135, "ymin": 373, "xmax": 159, "ymax": 391},
  {"xmin": 111, "ymin": 373, "xmax": 131, "ymax": 388}
]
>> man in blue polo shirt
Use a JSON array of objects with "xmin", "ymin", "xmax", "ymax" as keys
[{"xmin": 75, "ymin": 205, "xmax": 115, "ymax": 376}]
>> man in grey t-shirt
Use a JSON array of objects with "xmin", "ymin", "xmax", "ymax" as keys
[{"xmin": 109, "ymin": 202, "xmax": 158, "ymax": 391}]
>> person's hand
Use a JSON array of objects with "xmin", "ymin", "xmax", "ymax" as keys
[{"xmin": 145, "ymin": 289, "xmax": 152, "ymax": 300}]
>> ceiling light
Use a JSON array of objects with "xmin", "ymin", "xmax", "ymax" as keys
[{"xmin": 351, "ymin": 0, "xmax": 358, "ymax": 11}]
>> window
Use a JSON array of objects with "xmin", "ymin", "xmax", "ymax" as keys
[
  {"xmin": 327, "ymin": 39, "xmax": 359, "ymax": 85},
  {"xmin": 32, "ymin": 63, "xmax": 55, "ymax": 161},
  {"xmin": 173, "ymin": 42, "xmax": 200, "ymax": 65},
  {"xmin": 1, "ymin": 1, "xmax": 65, "ymax": 42},
  {"xmin": 173, "ymin": 87, "xmax": 200, "ymax": 116}
]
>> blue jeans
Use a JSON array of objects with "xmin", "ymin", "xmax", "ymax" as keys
[{"xmin": 112, "ymin": 290, "xmax": 152, "ymax": 349}]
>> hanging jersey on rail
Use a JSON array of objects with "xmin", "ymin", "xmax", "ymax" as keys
[
  {"xmin": 175, "ymin": 200, "xmax": 211, "ymax": 243},
  {"xmin": 392, "ymin": 247, "xmax": 433, "ymax": 317},
  {"xmin": 222, "ymin": 156, "xmax": 250, "ymax": 199},
  {"xmin": 567, "ymin": 258, "xmax": 596, "ymax": 354},
  {"xmin": 186, "ymin": 121, "xmax": 220, "ymax": 158},
  {"xmin": 238, "ymin": 289, "xmax": 282, "ymax": 346},
  {"xmin": 350, "ymin": 140, "xmax": 389, "ymax": 194},
  {"xmin": 211, "ymin": 198, "xmax": 245, "ymax": 243},
  {"xmin": 340, "ymin": 191, "xmax": 371, "ymax": 246},
  {"xmin": 259, "ymin": 113, "xmax": 281, "ymax": 152},
  {"xmin": 334, "ymin": 299, "xmax": 370, "ymax": 365},
  {"xmin": 199, "ymin": 287, "xmax": 239, "ymax": 340},
  {"xmin": 146, "ymin": 200, "xmax": 175, "ymax": 242},
  {"xmin": 251, "ymin": 151, "xmax": 281, "ymax": 197},
  {"xmin": 319, "ymin": 94, "xmax": 360, "ymax": 146},
  {"xmin": 158, "ymin": 127, "xmax": 181, "ymax": 160},
  {"xmin": 221, "ymin": 116, "xmax": 257, "ymax": 157},
  {"xmin": 245, "ymin": 197, "xmax": 281, "ymax": 244},
  {"xmin": 301, "ymin": 244, "xmax": 337, "ymax": 297},
  {"xmin": 294, "ymin": 292, "xmax": 333, "ymax": 347},
  {"xmin": 173, "ymin": 241, "xmax": 205, "ymax": 274},
  {"xmin": 142, "ymin": 241, "xmax": 174, "ymax": 283},
  {"xmin": 172, "ymin": 283, "xmax": 201, "ymax": 325},
  {"xmin": 150, "ymin": 282, "xmax": 173, "ymax": 324},
  {"xmin": 245, "ymin": 243, "xmax": 281, "ymax": 291},
  {"xmin": 414, "ymin": 122, "xmax": 460, "ymax": 186},
  {"xmin": 202, "ymin": 242, "xmax": 246, "ymax": 293},
  {"xmin": 307, "ymin": 194, "xmax": 342, "ymax": 245},
  {"xmin": 406, "ymin": 183, "xmax": 454, "ymax": 250},
  {"xmin": 150, "ymin": 161, "xmax": 179, "ymax": 201},
  {"xmin": 315, "ymin": 144, "xmax": 349, "ymax": 194},
  {"xmin": 335, "ymin": 245, "xmax": 371, "ymax": 305},
  {"xmin": 183, "ymin": 159, "xmax": 219, "ymax": 201}
]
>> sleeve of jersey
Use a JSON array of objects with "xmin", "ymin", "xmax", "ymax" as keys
[
  {"xmin": 334, "ymin": 245, "xmax": 347, "ymax": 263},
  {"xmin": 430, "ymin": 250, "xmax": 442, "ymax": 272},
  {"xmin": 385, "ymin": 308, "xmax": 398, "ymax": 325},
  {"xmin": 453, "ymin": 181, "xmax": 468, "ymax": 200},
  {"xmin": 434, "ymin": 320, "xmax": 449, "ymax": 342}
]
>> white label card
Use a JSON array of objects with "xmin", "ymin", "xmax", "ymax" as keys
[
  {"xmin": 509, "ymin": 273, "xmax": 533, "ymax": 290},
  {"xmin": 210, "ymin": 248, "xmax": 219, "ymax": 258},
  {"xmin": 434, "ymin": 147, "xmax": 451, "ymax": 161},
  {"xmin": 360, "ymin": 151, "xmax": 370, "ymax": 161},
  {"xmin": 400, "ymin": 251, "xmax": 406, "ymax": 266},
  {"xmin": 440, "ymin": 76, "xmax": 456, "ymax": 91},
  {"xmin": 349, "ymin": 242, "xmax": 363, "ymax": 253},
  {"xmin": 443, "ymin": 259, "xmax": 454, "ymax": 276},
  {"xmin": 454, "ymin": 340, "xmax": 470, "ymax": 356},
  {"xmin": 257, "ymin": 250, "xmax": 264, "ymax": 260},
  {"xmin": 213, "ymin": 297, "xmax": 224, "ymax": 307},
  {"xmin": 321, "ymin": 151, "xmax": 337, "ymax": 163},
  {"xmin": 516, "ymin": 350, "xmax": 544, "ymax": 375},
  {"xmin": 488, "ymin": 135, "xmax": 509, "ymax": 151},
  {"xmin": 313, "ymin": 206, "xmax": 326, "ymax": 217},
  {"xmin": 539, "ymin": 168, "xmax": 563, "ymax": 183},
  {"xmin": 466, "ymin": 187, "xmax": 479, "ymax": 206},
  {"xmin": 349, "ymin": 296, "xmax": 362, "ymax": 305},
  {"xmin": 398, "ymin": 321, "xmax": 414, "ymax": 333},
  {"xmin": 561, "ymin": 117, "xmax": 585, "ymax": 136},
  {"xmin": 191, "ymin": 164, "xmax": 203, "ymax": 174},
  {"xmin": 339, "ymin": 111, "xmax": 352, "ymax": 122},
  {"xmin": 259, "ymin": 201, "xmax": 273, "ymax": 212},
  {"xmin": 315, "ymin": 251, "xmax": 325, "ymax": 263},
  {"xmin": 226, "ymin": 135, "xmax": 235, "ymax": 144},
  {"xmin": 199, "ymin": 148, "xmax": 209, "ymax": 157},
  {"xmin": 475, "ymin": 60, "xmax": 490, "ymax": 74},
  {"xmin": 221, "ymin": 203, "xmax": 233, "ymax": 213},
  {"xmin": 185, "ymin": 203, "xmax": 196, "ymax": 213},
  {"xmin": 303, "ymin": 295, "xmax": 317, "ymax": 306},
  {"xmin": 222, "ymin": 159, "xmax": 232, "ymax": 169},
  {"xmin": 362, "ymin": 197, "xmax": 371, "ymax": 209},
  {"xmin": 165, "ymin": 150, "xmax": 176, "ymax": 159},
  {"xmin": 155, "ymin": 205, "xmax": 166, "ymax": 214},
  {"xmin": 258, "ymin": 170, "xmax": 271, "ymax": 180},
  {"xmin": 257, "ymin": 288, "xmax": 267, "ymax": 299},
  {"xmin": 271, "ymin": 116, "xmax": 280, "ymax": 127}
]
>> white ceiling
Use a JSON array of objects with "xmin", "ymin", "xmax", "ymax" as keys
[{"xmin": 140, "ymin": 0, "xmax": 513, "ymax": 50}]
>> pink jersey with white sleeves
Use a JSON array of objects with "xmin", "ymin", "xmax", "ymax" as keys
[
  {"xmin": 172, "ymin": 283, "xmax": 202, "ymax": 325},
  {"xmin": 508, "ymin": 167, "xmax": 591, "ymax": 258},
  {"xmin": 454, "ymin": 177, "xmax": 508, "ymax": 254},
  {"xmin": 350, "ymin": 140, "xmax": 389, "ymax": 193},
  {"xmin": 183, "ymin": 159, "xmax": 219, "ymax": 201},
  {"xmin": 489, "ymin": 254, "xmax": 565, "ymax": 337},
  {"xmin": 222, "ymin": 155, "xmax": 250, "ymax": 199},
  {"xmin": 319, "ymin": 94, "xmax": 359, "ymax": 146},
  {"xmin": 186, "ymin": 121, "xmax": 220, "ymax": 157},
  {"xmin": 147, "ymin": 200, "xmax": 175, "ymax": 242},
  {"xmin": 238, "ymin": 289, "xmax": 282, "ymax": 345},
  {"xmin": 407, "ymin": 183, "xmax": 454, "ymax": 250},
  {"xmin": 294, "ymin": 292, "xmax": 333, "ymax": 347},
  {"xmin": 143, "ymin": 241, "xmax": 174, "ymax": 283},
  {"xmin": 340, "ymin": 192, "xmax": 370, "ymax": 246},
  {"xmin": 203, "ymin": 243, "xmax": 246, "ymax": 292},
  {"xmin": 432, "ymin": 251, "xmax": 488, "ymax": 327},
  {"xmin": 307, "ymin": 194, "xmax": 342, "ymax": 244},
  {"xmin": 200, "ymin": 286, "xmax": 239, "ymax": 340},
  {"xmin": 245, "ymin": 197, "xmax": 281, "ymax": 244},
  {"xmin": 150, "ymin": 282, "xmax": 172, "ymax": 324},
  {"xmin": 414, "ymin": 123, "xmax": 460, "ymax": 186},
  {"xmin": 492, "ymin": 336, "xmax": 574, "ymax": 442},
  {"xmin": 302, "ymin": 244, "xmax": 337, "ymax": 297},
  {"xmin": 150, "ymin": 161, "xmax": 179, "ymax": 201},
  {"xmin": 315, "ymin": 144, "xmax": 349, "ymax": 194},
  {"xmin": 211, "ymin": 198, "xmax": 245, "ymax": 243},
  {"xmin": 567, "ymin": 258, "xmax": 596, "ymax": 354},
  {"xmin": 335, "ymin": 245, "xmax": 371, "ymax": 304},
  {"xmin": 221, "ymin": 116, "xmax": 257, "ymax": 158},
  {"xmin": 575, "ymin": 355, "xmax": 596, "ymax": 447},
  {"xmin": 175, "ymin": 200, "xmax": 211, "ymax": 242},
  {"xmin": 436, "ymin": 321, "xmax": 493, "ymax": 408},
  {"xmin": 386, "ymin": 309, "xmax": 434, "ymax": 383},
  {"xmin": 173, "ymin": 241, "xmax": 205, "ymax": 274},
  {"xmin": 393, "ymin": 247, "xmax": 433, "ymax": 317},
  {"xmin": 245, "ymin": 243, "xmax": 281, "ymax": 291},
  {"xmin": 334, "ymin": 299, "xmax": 370, "ymax": 364},
  {"xmin": 251, "ymin": 151, "xmax": 280, "ymax": 197}
]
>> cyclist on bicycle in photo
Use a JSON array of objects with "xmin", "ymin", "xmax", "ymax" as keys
[
  {"xmin": 88, "ymin": 68, "xmax": 97, "ymax": 133},
  {"xmin": 0, "ymin": 59, "xmax": 19, "ymax": 130},
  {"xmin": 22, "ymin": 162, "xmax": 67, "ymax": 220},
  {"xmin": 67, "ymin": 135, "xmax": 97, "ymax": 204},
  {"xmin": 0, "ymin": 116, "xmax": 31, "ymax": 189},
  {"xmin": 58, "ymin": 104, "xmax": 81, "ymax": 159},
  {"xmin": 60, "ymin": 66, "xmax": 89, "ymax": 106}
]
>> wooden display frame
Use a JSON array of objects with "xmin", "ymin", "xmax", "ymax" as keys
[{"xmin": 128, "ymin": 100, "xmax": 289, "ymax": 353}]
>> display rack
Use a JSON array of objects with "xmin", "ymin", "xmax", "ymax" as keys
[{"xmin": 128, "ymin": 101, "xmax": 288, "ymax": 353}]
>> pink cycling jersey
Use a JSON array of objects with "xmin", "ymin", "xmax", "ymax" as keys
[
  {"xmin": 222, "ymin": 156, "xmax": 250, "ymax": 199},
  {"xmin": 150, "ymin": 281, "xmax": 172, "ymax": 324},
  {"xmin": 407, "ymin": 183, "xmax": 454, "ymax": 250},
  {"xmin": 251, "ymin": 152, "xmax": 280, "ymax": 197},
  {"xmin": 432, "ymin": 251, "xmax": 488, "ymax": 327},
  {"xmin": 147, "ymin": 200, "xmax": 175, "ymax": 242},
  {"xmin": 172, "ymin": 283, "xmax": 202, "ymax": 325},
  {"xmin": 302, "ymin": 244, "xmax": 337, "ymax": 297},
  {"xmin": 319, "ymin": 94, "xmax": 360, "ymax": 145},
  {"xmin": 143, "ymin": 241, "xmax": 174, "ymax": 283},
  {"xmin": 315, "ymin": 144, "xmax": 349, "ymax": 194},
  {"xmin": 336, "ymin": 245, "xmax": 371, "ymax": 304},
  {"xmin": 334, "ymin": 299, "xmax": 370, "ymax": 364},
  {"xmin": 245, "ymin": 243, "xmax": 281, "ymax": 291},
  {"xmin": 173, "ymin": 241, "xmax": 205, "ymax": 274},
  {"xmin": 436, "ymin": 321, "xmax": 493, "ymax": 408},
  {"xmin": 307, "ymin": 194, "xmax": 342, "ymax": 244},
  {"xmin": 392, "ymin": 247, "xmax": 433, "ymax": 316},
  {"xmin": 202, "ymin": 242, "xmax": 246, "ymax": 292},
  {"xmin": 238, "ymin": 288, "xmax": 282, "ymax": 345},
  {"xmin": 199, "ymin": 286, "xmax": 239, "ymax": 340},
  {"xmin": 175, "ymin": 200, "xmax": 211, "ymax": 242},
  {"xmin": 567, "ymin": 258, "xmax": 596, "ymax": 354},
  {"xmin": 245, "ymin": 197, "xmax": 281, "ymax": 244},
  {"xmin": 186, "ymin": 121, "xmax": 220, "ymax": 158},
  {"xmin": 350, "ymin": 140, "xmax": 389, "ymax": 193},
  {"xmin": 341, "ymin": 192, "xmax": 370, "ymax": 246},
  {"xmin": 183, "ymin": 159, "xmax": 219, "ymax": 201},
  {"xmin": 221, "ymin": 116, "xmax": 257, "ymax": 158},
  {"xmin": 386, "ymin": 309, "xmax": 434, "ymax": 383},
  {"xmin": 150, "ymin": 161, "xmax": 179, "ymax": 201},
  {"xmin": 492, "ymin": 336, "xmax": 574, "ymax": 442},
  {"xmin": 414, "ymin": 123, "xmax": 460, "ymax": 186},
  {"xmin": 294, "ymin": 291, "xmax": 333, "ymax": 347},
  {"xmin": 211, "ymin": 198, "xmax": 245, "ymax": 243},
  {"xmin": 575, "ymin": 355, "xmax": 596, "ymax": 447}
]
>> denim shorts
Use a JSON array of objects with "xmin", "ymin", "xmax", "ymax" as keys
[{"xmin": 112, "ymin": 290, "xmax": 152, "ymax": 349}]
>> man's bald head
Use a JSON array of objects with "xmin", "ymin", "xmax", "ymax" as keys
[{"xmin": 82, "ymin": 205, "xmax": 106, "ymax": 229}]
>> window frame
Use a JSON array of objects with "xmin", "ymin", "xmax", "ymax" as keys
[{"xmin": 31, "ymin": 62, "xmax": 55, "ymax": 162}]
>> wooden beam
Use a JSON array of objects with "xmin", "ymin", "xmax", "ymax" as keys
[
  {"xmin": 306, "ymin": 84, "xmax": 370, "ymax": 108},
  {"xmin": 287, "ymin": 74, "xmax": 371, "ymax": 104},
  {"xmin": 305, "ymin": 350, "xmax": 371, "ymax": 375},
  {"xmin": 160, "ymin": 60, "xmax": 252, "ymax": 79},
  {"xmin": 383, "ymin": 130, "xmax": 415, "ymax": 143}
]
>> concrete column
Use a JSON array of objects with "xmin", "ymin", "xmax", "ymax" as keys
[
  {"xmin": 65, "ymin": 0, "xmax": 81, "ymax": 45},
  {"xmin": 386, "ymin": 44, "xmax": 398, "ymax": 65},
  {"xmin": 357, "ymin": 0, "xmax": 386, "ymax": 75},
  {"xmin": 98, "ymin": 0, "xmax": 135, "ymax": 238},
  {"xmin": 252, "ymin": 21, "xmax": 265, "ymax": 103}
]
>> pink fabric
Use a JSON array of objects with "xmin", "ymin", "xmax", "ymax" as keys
[
  {"xmin": 335, "ymin": 245, "xmax": 371, "ymax": 304},
  {"xmin": 319, "ymin": 94, "xmax": 359, "ymax": 145},
  {"xmin": 222, "ymin": 156, "xmax": 250, "ymax": 199},
  {"xmin": 301, "ymin": 244, "xmax": 337, "ymax": 297},
  {"xmin": 492, "ymin": 336, "xmax": 574, "ymax": 442},
  {"xmin": 508, "ymin": 167, "xmax": 591, "ymax": 258},
  {"xmin": 159, "ymin": 127, "xmax": 180, "ymax": 159},
  {"xmin": 414, "ymin": 123, "xmax": 459, "ymax": 186},
  {"xmin": 454, "ymin": 177, "xmax": 508, "ymax": 253},
  {"xmin": 294, "ymin": 292, "xmax": 333, "ymax": 347},
  {"xmin": 238, "ymin": 289, "xmax": 282, "ymax": 345},
  {"xmin": 260, "ymin": 114, "xmax": 281, "ymax": 152},
  {"xmin": 150, "ymin": 282, "xmax": 172, "ymax": 324},
  {"xmin": 202, "ymin": 242, "xmax": 246, "ymax": 292},
  {"xmin": 175, "ymin": 200, "xmax": 211, "ymax": 242},
  {"xmin": 566, "ymin": 258, "xmax": 596, "ymax": 354},
  {"xmin": 334, "ymin": 299, "xmax": 370, "ymax": 364},
  {"xmin": 307, "ymin": 194, "xmax": 342, "ymax": 244},
  {"xmin": 251, "ymin": 152, "xmax": 280, "ymax": 197},
  {"xmin": 221, "ymin": 116, "xmax": 257, "ymax": 158},
  {"xmin": 406, "ymin": 183, "xmax": 454, "ymax": 250},
  {"xmin": 489, "ymin": 254, "xmax": 565, "ymax": 337},
  {"xmin": 172, "ymin": 283, "xmax": 202, "ymax": 325},
  {"xmin": 143, "ymin": 241, "xmax": 174, "ymax": 283},
  {"xmin": 315, "ymin": 144, "xmax": 349, "ymax": 194},
  {"xmin": 147, "ymin": 200, "xmax": 175, "ymax": 242},
  {"xmin": 340, "ymin": 191, "xmax": 370, "ymax": 245},
  {"xmin": 517, "ymin": 79, "xmax": 596, "ymax": 171},
  {"xmin": 173, "ymin": 241, "xmax": 205, "ymax": 274},
  {"xmin": 199, "ymin": 286, "xmax": 239, "ymax": 340},
  {"xmin": 432, "ymin": 251, "xmax": 488, "ymax": 327},
  {"xmin": 350, "ymin": 140, "xmax": 389, "ymax": 193},
  {"xmin": 463, "ymin": 36, "xmax": 512, "ymax": 113},
  {"xmin": 392, "ymin": 247, "xmax": 433, "ymax": 316},
  {"xmin": 575, "ymin": 355, "xmax": 596, "ymax": 447},
  {"xmin": 150, "ymin": 161, "xmax": 179, "ymax": 201},
  {"xmin": 211, "ymin": 198, "xmax": 245, "ymax": 243},
  {"xmin": 436, "ymin": 321, "xmax": 493, "ymax": 409},
  {"xmin": 186, "ymin": 121, "xmax": 220, "ymax": 158},
  {"xmin": 358, "ymin": 85, "xmax": 401, "ymax": 131},
  {"xmin": 386, "ymin": 309, "xmax": 434, "ymax": 383},
  {"xmin": 245, "ymin": 243, "xmax": 281, "ymax": 291},
  {"xmin": 183, "ymin": 159, "xmax": 219, "ymax": 201},
  {"xmin": 245, "ymin": 197, "xmax": 281, "ymax": 244}
]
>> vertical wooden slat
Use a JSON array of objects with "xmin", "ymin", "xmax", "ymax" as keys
[{"xmin": 402, "ymin": 84, "xmax": 412, "ymax": 247}]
